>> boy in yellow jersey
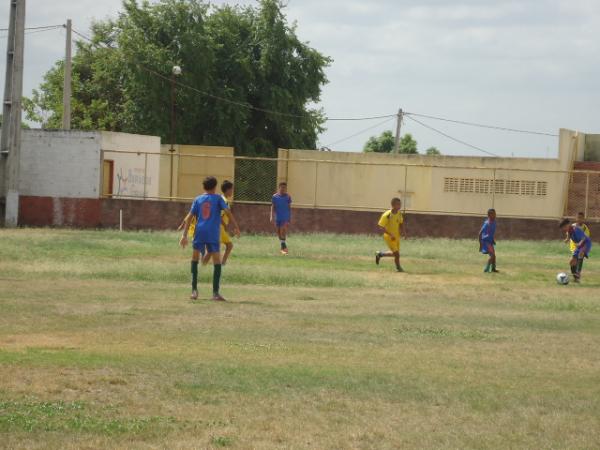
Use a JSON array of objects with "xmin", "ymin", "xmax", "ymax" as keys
[
  {"xmin": 375, "ymin": 197, "xmax": 405, "ymax": 272},
  {"xmin": 202, "ymin": 180, "xmax": 237, "ymax": 265},
  {"xmin": 567, "ymin": 212, "xmax": 591, "ymax": 253}
]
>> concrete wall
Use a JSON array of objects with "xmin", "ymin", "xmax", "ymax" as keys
[
  {"xmin": 18, "ymin": 196, "xmax": 599, "ymax": 240},
  {"xmin": 278, "ymin": 129, "xmax": 581, "ymax": 219},
  {"xmin": 159, "ymin": 145, "xmax": 235, "ymax": 199},
  {"xmin": 585, "ymin": 134, "xmax": 600, "ymax": 161},
  {"xmin": 20, "ymin": 130, "xmax": 101, "ymax": 198},
  {"xmin": 101, "ymin": 131, "xmax": 161, "ymax": 199}
]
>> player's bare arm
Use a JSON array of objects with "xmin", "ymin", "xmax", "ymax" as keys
[
  {"xmin": 225, "ymin": 210, "xmax": 241, "ymax": 237},
  {"xmin": 179, "ymin": 213, "xmax": 193, "ymax": 248}
]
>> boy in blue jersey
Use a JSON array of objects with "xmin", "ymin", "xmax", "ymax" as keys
[
  {"xmin": 479, "ymin": 209, "xmax": 498, "ymax": 273},
  {"xmin": 270, "ymin": 182, "xmax": 292, "ymax": 255},
  {"xmin": 180, "ymin": 176, "xmax": 240, "ymax": 301},
  {"xmin": 560, "ymin": 217, "xmax": 592, "ymax": 283}
]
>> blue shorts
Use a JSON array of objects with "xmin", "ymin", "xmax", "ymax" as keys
[
  {"xmin": 573, "ymin": 242, "xmax": 591, "ymax": 259},
  {"xmin": 193, "ymin": 241, "xmax": 220, "ymax": 255},
  {"xmin": 275, "ymin": 220, "xmax": 289, "ymax": 228},
  {"xmin": 480, "ymin": 242, "xmax": 495, "ymax": 255}
]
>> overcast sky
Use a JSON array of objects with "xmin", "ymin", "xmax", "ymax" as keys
[{"xmin": 1, "ymin": 0, "xmax": 599, "ymax": 157}]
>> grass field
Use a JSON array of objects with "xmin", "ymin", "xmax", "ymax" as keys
[{"xmin": 1, "ymin": 229, "xmax": 599, "ymax": 449}]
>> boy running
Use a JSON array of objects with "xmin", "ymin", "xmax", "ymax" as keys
[
  {"xmin": 180, "ymin": 176, "xmax": 240, "ymax": 301},
  {"xmin": 375, "ymin": 197, "xmax": 405, "ymax": 272},
  {"xmin": 479, "ymin": 208, "xmax": 498, "ymax": 273},
  {"xmin": 202, "ymin": 180, "xmax": 237, "ymax": 266},
  {"xmin": 559, "ymin": 217, "xmax": 592, "ymax": 283},
  {"xmin": 566, "ymin": 212, "xmax": 591, "ymax": 255},
  {"xmin": 271, "ymin": 182, "xmax": 292, "ymax": 255}
]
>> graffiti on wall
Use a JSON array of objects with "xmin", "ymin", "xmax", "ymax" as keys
[{"xmin": 116, "ymin": 168, "xmax": 152, "ymax": 197}]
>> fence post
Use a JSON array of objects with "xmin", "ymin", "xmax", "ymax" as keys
[
  {"xmin": 143, "ymin": 152, "xmax": 148, "ymax": 200},
  {"xmin": 492, "ymin": 168, "xmax": 496, "ymax": 208},
  {"xmin": 585, "ymin": 172, "xmax": 590, "ymax": 218},
  {"xmin": 403, "ymin": 165, "xmax": 408, "ymax": 211},
  {"xmin": 313, "ymin": 161, "xmax": 319, "ymax": 208}
]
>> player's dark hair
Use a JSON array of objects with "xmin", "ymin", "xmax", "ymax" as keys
[
  {"xmin": 221, "ymin": 180, "xmax": 234, "ymax": 193},
  {"xmin": 487, "ymin": 208, "xmax": 496, "ymax": 215},
  {"xmin": 391, "ymin": 197, "xmax": 401, "ymax": 205},
  {"xmin": 559, "ymin": 218, "xmax": 570, "ymax": 228},
  {"xmin": 203, "ymin": 176, "xmax": 218, "ymax": 191},
  {"xmin": 279, "ymin": 182, "xmax": 287, "ymax": 187}
]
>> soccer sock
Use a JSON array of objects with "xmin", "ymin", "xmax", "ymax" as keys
[
  {"xmin": 484, "ymin": 263, "xmax": 491, "ymax": 272},
  {"xmin": 577, "ymin": 259, "xmax": 584, "ymax": 273},
  {"xmin": 570, "ymin": 264, "xmax": 578, "ymax": 276},
  {"xmin": 213, "ymin": 264, "xmax": 222, "ymax": 295},
  {"xmin": 191, "ymin": 261, "xmax": 199, "ymax": 291},
  {"xmin": 280, "ymin": 239, "xmax": 287, "ymax": 249}
]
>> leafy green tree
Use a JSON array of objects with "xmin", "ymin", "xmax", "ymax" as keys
[
  {"xmin": 425, "ymin": 146, "xmax": 441, "ymax": 155},
  {"xmin": 363, "ymin": 130, "xmax": 395, "ymax": 153},
  {"xmin": 25, "ymin": 0, "xmax": 331, "ymax": 156},
  {"xmin": 363, "ymin": 131, "xmax": 419, "ymax": 154}
]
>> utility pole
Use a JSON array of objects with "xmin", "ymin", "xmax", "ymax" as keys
[
  {"xmin": 393, "ymin": 108, "xmax": 403, "ymax": 154},
  {"xmin": 1, "ymin": 0, "xmax": 26, "ymax": 227},
  {"xmin": 62, "ymin": 18, "xmax": 72, "ymax": 130}
]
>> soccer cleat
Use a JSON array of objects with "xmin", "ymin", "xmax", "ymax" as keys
[
  {"xmin": 375, "ymin": 252, "xmax": 381, "ymax": 265},
  {"xmin": 281, "ymin": 248, "xmax": 289, "ymax": 255},
  {"xmin": 190, "ymin": 290, "xmax": 198, "ymax": 300},
  {"xmin": 396, "ymin": 266, "xmax": 404, "ymax": 273},
  {"xmin": 212, "ymin": 294, "xmax": 227, "ymax": 302}
]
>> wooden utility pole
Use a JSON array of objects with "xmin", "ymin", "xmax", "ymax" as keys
[
  {"xmin": 62, "ymin": 18, "xmax": 72, "ymax": 130},
  {"xmin": 1, "ymin": 0, "xmax": 26, "ymax": 227},
  {"xmin": 393, "ymin": 108, "xmax": 403, "ymax": 154}
]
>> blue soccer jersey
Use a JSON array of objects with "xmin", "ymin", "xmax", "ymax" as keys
[
  {"xmin": 480, "ymin": 219, "xmax": 496, "ymax": 243},
  {"xmin": 272, "ymin": 193, "xmax": 292, "ymax": 222},
  {"xmin": 570, "ymin": 225, "xmax": 592, "ymax": 257},
  {"xmin": 190, "ymin": 193, "xmax": 228, "ymax": 244}
]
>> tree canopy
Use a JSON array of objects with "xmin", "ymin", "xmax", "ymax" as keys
[
  {"xmin": 425, "ymin": 146, "xmax": 441, "ymax": 155},
  {"xmin": 363, "ymin": 131, "xmax": 418, "ymax": 154},
  {"xmin": 25, "ymin": 0, "xmax": 331, "ymax": 156}
]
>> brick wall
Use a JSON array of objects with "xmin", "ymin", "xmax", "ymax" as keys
[{"xmin": 17, "ymin": 196, "xmax": 599, "ymax": 240}]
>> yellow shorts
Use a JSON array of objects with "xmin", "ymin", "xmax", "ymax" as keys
[
  {"xmin": 220, "ymin": 226, "xmax": 232, "ymax": 245},
  {"xmin": 384, "ymin": 234, "xmax": 400, "ymax": 253}
]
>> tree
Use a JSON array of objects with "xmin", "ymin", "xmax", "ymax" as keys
[
  {"xmin": 398, "ymin": 133, "xmax": 418, "ymax": 154},
  {"xmin": 425, "ymin": 146, "xmax": 441, "ymax": 155},
  {"xmin": 363, "ymin": 130, "xmax": 395, "ymax": 153},
  {"xmin": 363, "ymin": 131, "xmax": 419, "ymax": 154},
  {"xmin": 25, "ymin": 0, "xmax": 331, "ymax": 156}
]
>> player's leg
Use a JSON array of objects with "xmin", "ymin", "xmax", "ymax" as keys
[
  {"xmin": 394, "ymin": 251, "xmax": 404, "ymax": 272},
  {"xmin": 210, "ymin": 245, "xmax": 225, "ymax": 301},
  {"xmin": 221, "ymin": 227, "xmax": 233, "ymax": 265},
  {"xmin": 489, "ymin": 246, "xmax": 498, "ymax": 272},
  {"xmin": 279, "ymin": 223, "xmax": 289, "ymax": 254},
  {"xmin": 201, "ymin": 252, "xmax": 211, "ymax": 266},
  {"xmin": 570, "ymin": 254, "xmax": 579, "ymax": 282},
  {"xmin": 190, "ymin": 248, "xmax": 201, "ymax": 300}
]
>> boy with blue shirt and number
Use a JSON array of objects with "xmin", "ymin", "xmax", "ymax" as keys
[
  {"xmin": 271, "ymin": 182, "xmax": 292, "ymax": 255},
  {"xmin": 560, "ymin": 217, "xmax": 592, "ymax": 283},
  {"xmin": 479, "ymin": 208, "xmax": 498, "ymax": 273},
  {"xmin": 180, "ymin": 176, "xmax": 240, "ymax": 301}
]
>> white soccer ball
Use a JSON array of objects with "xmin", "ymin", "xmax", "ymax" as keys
[{"xmin": 556, "ymin": 272, "xmax": 569, "ymax": 285}]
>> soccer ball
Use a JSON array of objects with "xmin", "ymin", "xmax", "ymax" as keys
[{"xmin": 556, "ymin": 272, "xmax": 569, "ymax": 285}]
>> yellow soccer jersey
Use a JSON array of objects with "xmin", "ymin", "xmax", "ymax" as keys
[
  {"xmin": 570, "ymin": 223, "xmax": 591, "ymax": 252},
  {"xmin": 378, "ymin": 209, "xmax": 403, "ymax": 238},
  {"xmin": 221, "ymin": 196, "xmax": 231, "ymax": 226},
  {"xmin": 188, "ymin": 216, "xmax": 197, "ymax": 238}
]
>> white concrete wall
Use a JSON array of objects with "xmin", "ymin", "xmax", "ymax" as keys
[
  {"xmin": 101, "ymin": 132, "xmax": 161, "ymax": 198},
  {"xmin": 20, "ymin": 130, "xmax": 102, "ymax": 198}
]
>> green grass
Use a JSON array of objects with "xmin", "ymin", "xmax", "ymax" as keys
[{"xmin": 0, "ymin": 228, "xmax": 599, "ymax": 449}]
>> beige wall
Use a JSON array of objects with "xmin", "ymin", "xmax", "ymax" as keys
[
  {"xmin": 159, "ymin": 145, "xmax": 234, "ymax": 199},
  {"xmin": 278, "ymin": 129, "xmax": 582, "ymax": 218},
  {"xmin": 101, "ymin": 131, "xmax": 161, "ymax": 198}
]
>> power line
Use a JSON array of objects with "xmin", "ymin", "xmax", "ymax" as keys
[
  {"xmin": 322, "ymin": 116, "xmax": 396, "ymax": 148},
  {"xmin": 405, "ymin": 114, "xmax": 499, "ymax": 157},
  {"xmin": 0, "ymin": 24, "xmax": 63, "ymax": 32},
  {"xmin": 404, "ymin": 111, "xmax": 558, "ymax": 137},
  {"xmin": 0, "ymin": 25, "xmax": 63, "ymax": 39}
]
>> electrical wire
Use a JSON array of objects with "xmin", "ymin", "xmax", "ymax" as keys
[
  {"xmin": 321, "ymin": 116, "xmax": 396, "ymax": 148},
  {"xmin": 405, "ymin": 114, "xmax": 499, "ymax": 157},
  {"xmin": 0, "ymin": 24, "xmax": 64, "ymax": 39},
  {"xmin": 404, "ymin": 111, "xmax": 558, "ymax": 137},
  {"xmin": 0, "ymin": 24, "xmax": 64, "ymax": 32}
]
